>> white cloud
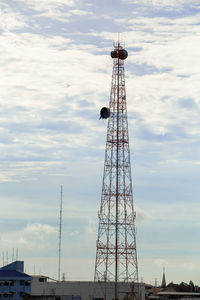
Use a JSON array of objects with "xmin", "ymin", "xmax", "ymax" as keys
[
  {"xmin": 17, "ymin": 0, "xmax": 78, "ymax": 11},
  {"xmin": 13, "ymin": 0, "xmax": 94, "ymax": 23},
  {"xmin": 0, "ymin": 3, "xmax": 26, "ymax": 31},
  {"xmin": 154, "ymin": 258, "xmax": 169, "ymax": 267},
  {"xmin": 24, "ymin": 257, "xmax": 95, "ymax": 280},
  {"xmin": 136, "ymin": 207, "xmax": 150, "ymax": 223},
  {"xmin": 124, "ymin": 0, "xmax": 200, "ymax": 9},
  {"xmin": 94, "ymin": 15, "xmax": 200, "ymax": 139},
  {"xmin": 0, "ymin": 223, "xmax": 57, "ymax": 250},
  {"xmin": 139, "ymin": 201, "xmax": 200, "ymax": 225},
  {"xmin": 69, "ymin": 9, "xmax": 93, "ymax": 16},
  {"xmin": 180, "ymin": 262, "xmax": 197, "ymax": 271},
  {"xmin": 35, "ymin": 8, "xmax": 93, "ymax": 21},
  {"xmin": 139, "ymin": 257, "xmax": 200, "ymax": 284},
  {"xmin": 85, "ymin": 219, "xmax": 96, "ymax": 235},
  {"xmin": 0, "ymin": 29, "xmax": 110, "ymax": 181}
]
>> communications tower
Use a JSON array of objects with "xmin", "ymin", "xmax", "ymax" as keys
[{"xmin": 94, "ymin": 42, "xmax": 139, "ymax": 299}]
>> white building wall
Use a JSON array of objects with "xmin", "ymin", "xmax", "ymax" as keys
[{"xmin": 31, "ymin": 278, "xmax": 145, "ymax": 300}]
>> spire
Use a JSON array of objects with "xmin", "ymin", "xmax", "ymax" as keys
[{"xmin": 161, "ymin": 267, "xmax": 166, "ymax": 288}]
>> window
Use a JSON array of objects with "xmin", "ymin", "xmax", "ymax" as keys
[
  {"xmin": 10, "ymin": 281, "xmax": 15, "ymax": 286},
  {"xmin": 39, "ymin": 277, "xmax": 45, "ymax": 282}
]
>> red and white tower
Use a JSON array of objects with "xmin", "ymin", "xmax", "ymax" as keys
[{"xmin": 94, "ymin": 42, "xmax": 139, "ymax": 299}]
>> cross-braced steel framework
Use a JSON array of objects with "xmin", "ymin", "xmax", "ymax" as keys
[{"xmin": 94, "ymin": 42, "xmax": 139, "ymax": 299}]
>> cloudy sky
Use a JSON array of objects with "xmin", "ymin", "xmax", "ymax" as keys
[{"xmin": 0, "ymin": 0, "xmax": 200, "ymax": 285}]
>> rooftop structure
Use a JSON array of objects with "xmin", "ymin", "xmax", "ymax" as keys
[
  {"xmin": 0, "ymin": 261, "xmax": 32, "ymax": 300},
  {"xmin": 29, "ymin": 276, "xmax": 145, "ymax": 300}
]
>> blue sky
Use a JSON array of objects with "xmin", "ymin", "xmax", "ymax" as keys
[{"xmin": 0, "ymin": 0, "xmax": 200, "ymax": 284}]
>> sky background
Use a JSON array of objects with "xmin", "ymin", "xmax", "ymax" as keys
[{"xmin": 0, "ymin": 0, "xmax": 200, "ymax": 285}]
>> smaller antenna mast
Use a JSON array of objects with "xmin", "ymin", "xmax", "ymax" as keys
[
  {"xmin": 16, "ymin": 248, "xmax": 18, "ymax": 260},
  {"xmin": 2, "ymin": 252, "xmax": 4, "ymax": 266},
  {"xmin": 58, "ymin": 185, "xmax": 63, "ymax": 281},
  {"xmin": 12, "ymin": 248, "xmax": 14, "ymax": 262}
]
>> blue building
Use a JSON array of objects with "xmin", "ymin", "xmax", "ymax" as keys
[{"xmin": 0, "ymin": 261, "xmax": 32, "ymax": 300}]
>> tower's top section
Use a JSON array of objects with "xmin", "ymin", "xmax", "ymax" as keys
[{"xmin": 110, "ymin": 42, "xmax": 128, "ymax": 60}]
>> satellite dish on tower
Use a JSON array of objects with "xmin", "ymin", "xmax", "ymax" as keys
[{"xmin": 99, "ymin": 107, "xmax": 110, "ymax": 120}]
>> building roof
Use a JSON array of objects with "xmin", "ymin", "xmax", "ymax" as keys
[
  {"xmin": 158, "ymin": 292, "xmax": 200, "ymax": 296},
  {"xmin": 1, "ymin": 261, "xmax": 24, "ymax": 272},
  {"xmin": 0, "ymin": 270, "xmax": 32, "ymax": 280}
]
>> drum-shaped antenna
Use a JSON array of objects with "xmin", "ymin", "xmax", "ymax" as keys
[
  {"xmin": 110, "ymin": 49, "xmax": 128, "ymax": 60},
  {"xmin": 100, "ymin": 107, "xmax": 110, "ymax": 119}
]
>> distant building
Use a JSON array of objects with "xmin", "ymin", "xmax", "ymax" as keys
[
  {"xmin": 0, "ymin": 261, "xmax": 32, "ymax": 300},
  {"xmin": 158, "ymin": 291, "xmax": 200, "ymax": 300},
  {"xmin": 145, "ymin": 284, "xmax": 161, "ymax": 300},
  {"xmin": 145, "ymin": 281, "xmax": 200, "ymax": 300},
  {"xmin": 27, "ymin": 276, "xmax": 145, "ymax": 300}
]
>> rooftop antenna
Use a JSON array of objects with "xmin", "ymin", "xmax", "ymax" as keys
[
  {"xmin": 58, "ymin": 185, "xmax": 63, "ymax": 281},
  {"xmin": 154, "ymin": 278, "xmax": 158, "ymax": 287},
  {"xmin": 12, "ymin": 248, "xmax": 14, "ymax": 262},
  {"xmin": 2, "ymin": 252, "xmax": 4, "ymax": 266},
  {"xmin": 16, "ymin": 248, "xmax": 18, "ymax": 260}
]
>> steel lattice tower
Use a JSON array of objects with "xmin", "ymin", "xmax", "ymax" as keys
[{"xmin": 94, "ymin": 42, "xmax": 139, "ymax": 299}]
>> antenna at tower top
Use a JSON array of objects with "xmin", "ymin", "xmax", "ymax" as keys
[
  {"xmin": 58, "ymin": 185, "xmax": 63, "ymax": 281},
  {"xmin": 115, "ymin": 33, "xmax": 125, "ymax": 48}
]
